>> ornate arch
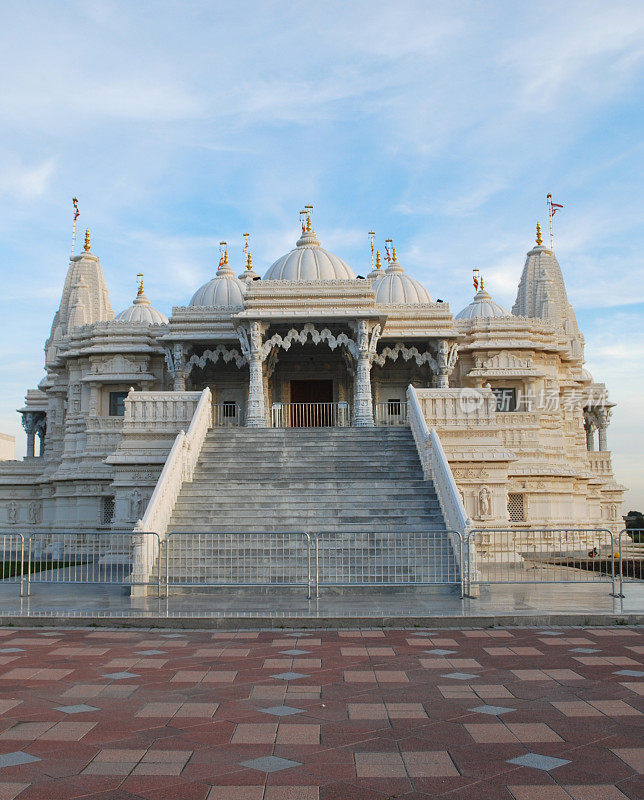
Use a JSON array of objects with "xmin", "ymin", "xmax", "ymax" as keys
[
  {"xmin": 186, "ymin": 345, "xmax": 248, "ymax": 372},
  {"xmin": 260, "ymin": 322, "xmax": 358, "ymax": 361},
  {"xmin": 372, "ymin": 342, "xmax": 438, "ymax": 370}
]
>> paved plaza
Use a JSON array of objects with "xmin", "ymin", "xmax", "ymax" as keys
[{"xmin": 0, "ymin": 626, "xmax": 639, "ymax": 798}]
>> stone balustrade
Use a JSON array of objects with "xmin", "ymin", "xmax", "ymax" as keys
[
  {"xmin": 413, "ymin": 388, "xmax": 497, "ymax": 427},
  {"xmin": 123, "ymin": 390, "xmax": 203, "ymax": 431},
  {"xmin": 588, "ymin": 450, "xmax": 614, "ymax": 476}
]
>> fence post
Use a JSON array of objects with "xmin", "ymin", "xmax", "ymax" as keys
[{"xmin": 18, "ymin": 534, "xmax": 26, "ymax": 598}]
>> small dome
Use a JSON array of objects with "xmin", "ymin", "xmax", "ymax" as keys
[
  {"xmin": 581, "ymin": 367, "xmax": 594, "ymax": 383},
  {"xmin": 189, "ymin": 261, "xmax": 246, "ymax": 307},
  {"xmin": 115, "ymin": 285, "xmax": 168, "ymax": 325},
  {"xmin": 455, "ymin": 288, "xmax": 511, "ymax": 320},
  {"xmin": 263, "ymin": 229, "xmax": 355, "ymax": 281},
  {"xmin": 373, "ymin": 256, "xmax": 432, "ymax": 304}
]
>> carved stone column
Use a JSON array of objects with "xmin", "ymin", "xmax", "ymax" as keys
[
  {"xmin": 166, "ymin": 344, "xmax": 188, "ymax": 391},
  {"xmin": 353, "ymin": 320, "xmax": 375, "ymax": 427},
  {"xmin": 34, "ymin": 415, "xmax": 47, "ymax": 457},
  {"xmin": 435, "ymin": 339, "xmax": 457, "ymax": 388},
  {"xmin": 21, "ymin": 412, "xmax": 37, "ymax": 458},
  {"xmin": 583, "ymin": 409, "xmax": 596, "ymax": 451},
  {"xmin": 596, "ymin": 407, "xmax": 611, "ymax": 451},
  {"xmin": 246, "ymin": 321, "xmax": 267, "ymax": 427}
]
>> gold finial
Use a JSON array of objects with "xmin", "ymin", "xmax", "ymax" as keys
[
  {"xmin": 84, "ymin": 228, "xmax": 90, "ymax": 252},
  {"xmin": 246, "ymin": 251, "xmax": 253, "ymax": 270},
  {"xmin": 536, "ymin": 221, "xmax": 543, "ymax": 246},
  {"xmin": 392, "ymin": 245, "xmax": 397, "ymax": 262},
  {"xmin": 136, "ymin": 273, "xmax": 144, "ymax": 296},
  {"xmin": 224, "ymin": 249, "xmax": 229, "ymax": 265},
  {"xmin": 375, "ymin": 250, "xmax": 381, "ymax": 269},
  {"xmin": 480, "ymin": 275, "xmax": 485, "ymax": 290},
  {"xmin": 304, "ymin": 204, "xmax": 313, "ymax": 233}
]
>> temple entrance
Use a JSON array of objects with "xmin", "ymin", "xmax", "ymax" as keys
[{"xmin": 289, "ymin": 380, "xmax": 334, "ymax": 426}]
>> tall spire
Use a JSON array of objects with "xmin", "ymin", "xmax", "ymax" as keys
[{"xmin": 45, "ymin": 228, "xmax": 114, "ymax": 366}]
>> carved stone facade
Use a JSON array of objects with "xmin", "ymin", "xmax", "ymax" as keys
[{"xmin": 0, "ymin": 221, "xmax": 625, "ymax": 533}]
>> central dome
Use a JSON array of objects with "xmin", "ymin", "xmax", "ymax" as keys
[{"xmin": 263, "ymin": 229, "xmax": 355, "ymax": 281}]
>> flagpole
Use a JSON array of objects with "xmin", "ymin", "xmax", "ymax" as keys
[
  {"xmin": 546, "ymin": 193, "xmax": 554, "ymax": 250},
  {"xmin": 71, "ymin": 197, "xmax": 79, "ymax": 257}
]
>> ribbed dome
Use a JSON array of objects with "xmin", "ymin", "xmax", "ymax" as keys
[
  {"xmin": 115, "ymin": 289, "xmax": 168, "ymax": 325},
  {"xmin": 263, "ymin": 229, "xmax": 355, "ymax": 281},
  {"xmin": 372, "ymin": 258, "xmax": 432, "ymax": 304},
  {"xmin": 455, "ymin": 289, "xmax": 511, "ymax": 320},
  {"xmin": 189, "ymin": 262, "xmax": 246, "ymax": 307}
]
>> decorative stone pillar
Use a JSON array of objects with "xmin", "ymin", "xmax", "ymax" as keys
[
  {"xmin": 246, "ymin": 321, "xmax": 267, "ymax": 427},
  {"xmin": 21, "ymin": 412, "xmax": 37, "ymax": 458},
  {"xmin": 583, "ymin": 410, "xmax": 596, "ymax": 451},
  {"xmin": 434, "ymin": 339, "xmax": 457, "ymax": 388},
  {"xmin": 596, "ymin": 407, "xmax": 611, "ymax": 451},
  {"xmin": 34, "ymin": 416, "xmax": 47, "ymax": 457},
  {"xmin": 166, "ymin": 344, "xmax": 188, "ymax": 391},
  {"xmin": 353, "ymin": 320, "xmax": 375, "ymax": 427}
]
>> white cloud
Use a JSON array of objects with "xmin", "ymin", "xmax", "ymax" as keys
[{"xmin": 0, "ymin": 158, "xmax": 56, "ymax": 201}]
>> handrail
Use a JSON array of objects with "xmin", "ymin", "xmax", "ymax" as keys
[
  {"xmin": 133, "ymin": 388, "xmax": 212, "ymax": 586},
  {"xmin": 407, "ymin": 385, "xmax": 473, "ymax": 591}
]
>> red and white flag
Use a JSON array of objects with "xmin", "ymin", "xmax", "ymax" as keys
[
  {"xmin": 473, "ymin": 275, "xmax": 479, "ymax": 291},
  {"xmin": 73, "ymin": 197, "xmax": 79, "ymax": 220},
  {"xmin": 550, "ymin": 200, "xmax": 563, "ymax": 216}
]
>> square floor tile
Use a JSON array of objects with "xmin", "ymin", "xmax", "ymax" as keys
[
  {"xmin": 101, "ymin": 671, "xmax": 139, "ymax": 680},
  {"xmin": 271, "ymin": 672, "xmax": 309, "ymax": 681},
  {"xmin": 279, "ymin": 650, "xmax": 310, "ymax": 656},
  {"xmin": 0, "ymin": 751, "xmax": 40, "ymax": 769},
  {"xmin": 441, "ymin": 672, "xmax": 478, "ymax": 680},
  {"xmin": 425, "ymin": 648, "xmax": 457, "ymax": 655},
  {"xmin": 469, "ymin": 705, "xmax": 515, "ymax": 715},
  {"xmin": 241, "ymin": 756, "xmax": 301, "ymax": 773},
  {"xmin": 259, "ymin": 705, "xmax": 304, "ymax": 717},
  {"xmin": 55, "ymin": 704, "xmax": 99, "ymax": 714},
  {"xmin": 507, "ymin": 753, "xmax": 571, "ymax": 771},
  {"xmin": 161, "ymin": 633, "xmax": 184, "ymax": 638}
]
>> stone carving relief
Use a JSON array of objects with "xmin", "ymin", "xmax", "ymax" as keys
[
  {"xmin": 92, "ymin": 355, "xmax": 143, "ymax": 375},
  {"xmin": 28, "ymin": 501, "xmax": 41, "ymax": 525},
  {"xmin": 7, "ymin": 501, "xmax": 18, "ymax": 524},
  {"xmin": 129, "ymin": 490, "xmax": 146, "ymax": 520},
  {"xmin": 186, "ymin": 345, "xmax": 247, "ymax": 371},
  {"xmin": 477, "ymin": 486, "xmax": 492, "ymax": 518},
  {"xmin": 260, "ymin": 323, "xmax": 359, "ymax": 361},
  {"xmin": 371, "ymin": 342, "xmax": 438, "ymax": 369},
  {"xmin": 479, "ymin": 351, "xmax": 533, "ymax": 371}
]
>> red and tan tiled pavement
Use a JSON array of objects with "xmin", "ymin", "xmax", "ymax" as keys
[{"xmin": 0, "ymin": 626, "xmax": 640, "ymax": 799}]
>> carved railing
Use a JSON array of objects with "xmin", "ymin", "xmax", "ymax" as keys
[
  {"xmin": 407, "ymin": 385, "xmax": 474, "ymax": 588},
  {"xmin": 132, "ymin": 388, "xmax": 212, "ymax": 588},
  {"xmin": 414, "ymin": 388, "xmax": 497, "ymax": 427},
  {"xmin": 123, "ymin": 390, "xmax": 202, "ymax": 430},
  {"xmin": 588, "ymin": 451, "xmax": 613, "ymax": 476}
]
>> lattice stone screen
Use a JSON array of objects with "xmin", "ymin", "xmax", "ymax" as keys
[
  {"xmin": 101, "ymin": 496, "xmax": 115, "ymax": 525},
  {"xmin": 507, "ymin": 492, "xmax": 525, "ymax": 522}
]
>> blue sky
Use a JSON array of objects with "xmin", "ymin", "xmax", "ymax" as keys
[{"xmin": 0, "ymin": 0, "xmax": 642, "ymax": 507}]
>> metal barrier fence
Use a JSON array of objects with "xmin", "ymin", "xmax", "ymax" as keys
[
  {"xmin": 617, "ymin": 529, "xmax": 644, "ymax": 596},
  {"xmin": 315, "ymin": 530, "xmax": 463, "ymax": 596},
  {"xmin": 1, "ymin": 528, "xmax": 641, "ymax": 599},
  {"xmin": 0, "ymin": 531, "xmax": 162, "ymax": 596},
  {"xmin": 465, "ymin": 528, "xmax": 618, "ymax": 595},
  {"xmin": 163, "ymin": 532, "xmax": 314, "ymax": 598}
]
